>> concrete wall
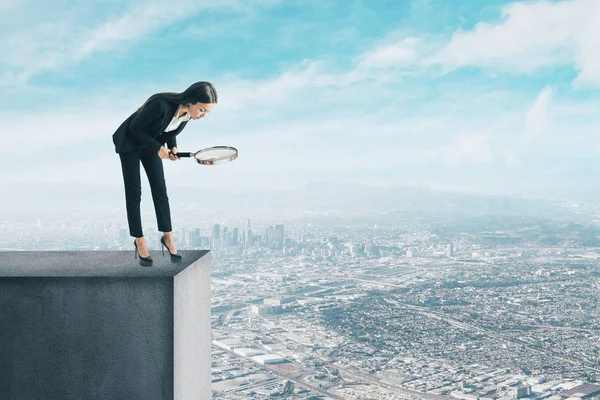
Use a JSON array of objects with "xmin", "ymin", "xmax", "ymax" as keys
[
  {"xmin": 0, "ymin": 250, "xmax": 211, "ymax": 400},
  {"xmin": 0, "ymin": 277, "xmax": 174, "ymax": 400},
  {"xmin": 174, "ymin": 250, "xmax": 212, "ymax": 399}
]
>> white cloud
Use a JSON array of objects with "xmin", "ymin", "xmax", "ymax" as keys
[
  {"xmin": 1, "ymin": 72, "xmax": 598, "ymax": 195},
  {"xmin": 217, "ymin": 61, "xmax": 326, "ymax": 111},
  {"xmin": 1, "ymin": 0, "xmax": 598, "ymax": 194},
  {"xmin": 435, "ymin": 133, "xmax": 494, "ymax": 166},
  {"xmin": 357, "ymin": 37, "xmax": 420, "ymax": 69},
  {"xmin": 430, "ymin": 0, "xmax": 600, "ymax": 87},
  {"xmin": 214, "ymin": 60, "xmax": 381, "ymax": 113},
  {"xmin": 0, "ymin": 83, "xmax": 495, "ymax": 192},
  {"xmin": 3, "ymin": 0, "xmax": 600, "ymax": 201},
  {"xmin": 0, "ymin": 108, "xmax": 125, "ymax": 153},
  {"xmin": 0, "ymin": 0, "xmax": 279, "ymax": 83},
  {"xmin": 214, "ymin": 34, "xmax": 436, "ymax": 110},
  {"xmin": 524, "ymin": 86, "xmax": 553, "ymax": 143},
  {"xmin": 503, "ymin": 86, "xmax": 554, "ymax": 165}
]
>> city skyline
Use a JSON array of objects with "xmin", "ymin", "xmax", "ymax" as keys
[{"xmin": 2, "ymin": 184, "xmax": 600, "ymax": 398}]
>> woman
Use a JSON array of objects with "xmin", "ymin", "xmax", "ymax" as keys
[{"xmin": 112, "ymin": 81, "xmax": 218, "ymax": 266}]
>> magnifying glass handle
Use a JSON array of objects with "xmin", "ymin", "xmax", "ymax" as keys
[{"xmin": 171, "ymin": 151, "xmax": 191, "ymax": 157}]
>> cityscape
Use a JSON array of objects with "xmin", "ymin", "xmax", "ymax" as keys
[
  {"xmin": 2, "ymin": 185, "xmax": 600, "ymax": 399},
  {"xmin": 3, "ymin": 0, "xmax": 600, "ymax": 398}
]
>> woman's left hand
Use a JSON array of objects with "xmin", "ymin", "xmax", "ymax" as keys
[{"xmin": 168, "ymin": 147, "xmax": 180, "ymax": 161}]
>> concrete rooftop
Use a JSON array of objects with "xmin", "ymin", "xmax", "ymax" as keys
[{"xmin": 0, "ymin": 250, "xmax": 210, "ymax": 277}]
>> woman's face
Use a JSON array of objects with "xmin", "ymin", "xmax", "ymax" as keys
[{"xmin": 188, "ymin": 102, "xmax": 215, "ymax": 120}]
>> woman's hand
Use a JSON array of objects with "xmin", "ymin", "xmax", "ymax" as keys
[
  {"xmin": 168, "ymin": 147, "xmax": 180, "ymax": 161},
  {"xmin": 158, "ymin": 147, "xmax": 170, "ymax": 160}
]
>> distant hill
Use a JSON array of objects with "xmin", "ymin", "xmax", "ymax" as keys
[{"xmin": 0, "ymin": 180, "xmax": 590, "ymax": 223}]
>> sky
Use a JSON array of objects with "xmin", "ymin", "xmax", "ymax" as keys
[{"xmin": 1, "ymin": 0, "xmax": 599, "ymax": 202}]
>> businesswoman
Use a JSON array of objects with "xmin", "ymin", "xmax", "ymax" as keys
[{"xmin": 112, "ymin": 81, "xmax": 217, "ymax": 266}]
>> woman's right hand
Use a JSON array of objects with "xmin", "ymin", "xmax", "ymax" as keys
[{"xmin": 158, "ymin": 146, "xmax": 170, "ymax": 160}]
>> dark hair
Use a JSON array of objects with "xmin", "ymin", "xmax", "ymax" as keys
[{"xmin": 139, "ymin": 81, "xmax": 218, "ymax": 110}]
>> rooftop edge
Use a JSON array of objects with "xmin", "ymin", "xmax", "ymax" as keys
[{"xmin": 0, "ymin": 250, "xmax": 210, "ymax": 277}]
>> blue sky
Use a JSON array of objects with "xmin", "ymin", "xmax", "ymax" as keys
[{"xmin": 1, "ymin": 0, "xmax": 599, "ymax": 200}]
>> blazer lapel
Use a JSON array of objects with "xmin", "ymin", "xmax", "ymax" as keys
[{"xmin": 158, "ymin": 100, "xmax": 179, "ymax": 133}]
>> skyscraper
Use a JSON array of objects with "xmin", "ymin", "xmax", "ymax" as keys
[
  {"xmin": 274, "ymin": 224, "xmax": 284, "ymax": 249},
  {"xmin": 245, "ymin": 219, "xmax": 253, "ymax": 249},
  {"xmin": 446, "ymin": 242, "xmax": 453, "ymax": 257},
  {"xmin": 212, "ymin": 224, "xmax": 221, "ymax": 250},
  {"xmin": 266, "ymin": 225, "xmax": 276, "ymax": 248},
  {"xmin": 232, "ymin": 227, "xmax": 239, "ymax": 246},
  {"xmin": 191, "ymin": 228, "xmax": 201, "ymax": 248},
  {"xmin": 221, "ymin": 227, "xmax": 229, "ymax": 250}
]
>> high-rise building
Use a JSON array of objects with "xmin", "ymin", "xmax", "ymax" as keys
[
  {"xmin": 366, "ymin": 244, "xmax": 379, "ymax": 258},
  {"xmin": 221, "ymin": 227, "xmax": 229, "ymax": 250},
  {"xmin": 245, "ymin": 219, "xmax": 253, "ymax": 249},
  {"xmin": 263, "ymin": 224, "xmax": 284, "ymax": 249},
  {"xmin": 350, "ymin": 243, "xmax": 360, "ymax": 257},
  {"xmin": 265, "ymin": 225, "xmax": 275, "ymax": 248},
  {"xmin": 190, "ymin": 229, "xmax": 201, "ymax": 248},
  {"xmin": 446, "ymin": 242, "xmax": 453, "ymax": 257},
  {"xmin": 274, "ymin": 224, "xmax": 284, "ymax": 249},
  {"xmin": 212, "ymin": 224, "xmax": 220, "ymax": 249},
  {"xmin": 232, "ymin": 227, "xmax": 239, "ymax": 246},
  {"xmin": 179, "ymin": 227, "xmax": 188, "ymax": 247}
]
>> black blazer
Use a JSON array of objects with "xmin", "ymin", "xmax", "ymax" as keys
[{"xmin": 112, "ymin": 97, "xmax": 188, "ymax": 154}]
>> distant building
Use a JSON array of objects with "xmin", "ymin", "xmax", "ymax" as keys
[
  {"xmin": 450, "ymin": 390, "xmax": 479, "ymax": 400},
  {"xmin": 513, "ymin": 385, "xmax": 532, "ymax": 399},
  {"xmin": 118, "ymin": 228, "xmax": 128, "ymax": 246},
  {"xmin": 251, "ymin": 354, "xmax": 286, "ymax": 365},
  {"xmin": 264, "ymin": 343, "xmax": 286, "ymax": 352},
  {"xmin": 231, "ymin": 227, "xmax": 239, "ymax": 246},
  {"xmin": 274, "ymin": 224, "xmax": 284, "ymax": 249},
  {"xmin": 233, "ymin": 348, "xmax": 262, "ymax": 357},
  {"xmin": 251, "ymin": 304, "xmax": 283, "ymax": 315},
  {"xmin": 245, "ymin": 219, "xmax": 253, "ymax": 249},
  {"xmin": 264, "ymin": 297, "xmax": 295, "ymax": 306},
  {"xmin": 212, "ymin": 224, "xmax": 220, "ymax": 249},
  {"xmin": 190, "ymin": 228, "xmax": 201, "ymax": 248},
  {"xmin": 559, "ymin": 384, "xmax": 600, "ymax": 399},
  {"xmin": 292, "ymin": 352, "xmax": 310, "ymax": 361},
  {"xmin": 366, "ymin": 244, "xmax": 379, "ymax": 258},
  {"xmin": 213, "ymin": 338, "xmax": 244, "ymax": 351},
  {"xmin": 350, "ymin": 243, "xmax": 361, "ymax": 257}
]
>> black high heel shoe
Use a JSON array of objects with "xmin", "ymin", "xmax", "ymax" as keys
[
  {"xmin": 161, "ymin": 236, "xmax": 182, "ymax": 262},
  {"xmin": 134, "ymin": 240, "xmax": 153, "ymax": 267}
]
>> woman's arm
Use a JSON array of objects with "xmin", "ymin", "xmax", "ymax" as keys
[
  {"xmin": 167, "ymin": 137, "xmax": 177, "ymax": 150},
  {"xmin": 129, "ymin": 98, "xmax": 164, "ymax": 153}
]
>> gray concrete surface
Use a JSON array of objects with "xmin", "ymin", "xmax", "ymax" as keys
[
  {"xmin": 0, "ymin": 250, "xmax": 212, "ymax": 400},
  {"xmin": 174, "ymin": 250, "xmax": 212, "ymax": 399},
  {"xmin": 0, "ymin": 277, "xmax": 173, "ymax": 400},
  {"xmin": 0, "ymin": 250, "xmax": 209, "ymax": 276}
]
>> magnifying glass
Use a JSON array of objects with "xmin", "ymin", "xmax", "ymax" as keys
[{"xmin": 170, "ymin": 146, "xmax": 238, "ymax": 165}]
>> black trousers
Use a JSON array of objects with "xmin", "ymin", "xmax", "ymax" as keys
[{"xmin": 119, "ymin": 147, "xmax": 172, "ymax": 238}]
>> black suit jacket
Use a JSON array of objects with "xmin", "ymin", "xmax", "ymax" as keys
[{"xmin": 112, "ymin": 97, "xmax": 188, "ymax": 153}]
